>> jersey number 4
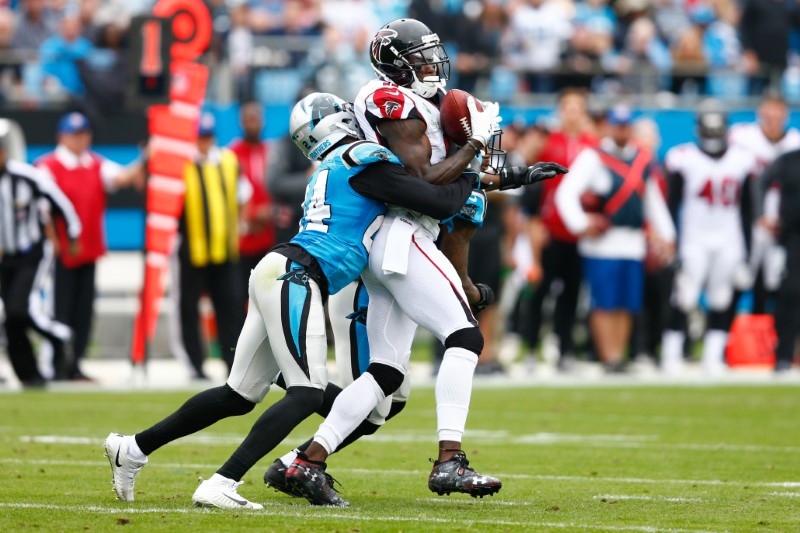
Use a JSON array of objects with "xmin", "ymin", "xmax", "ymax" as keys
[
  {"xmin": 697, "ymin": 178, "xmax": 739, "ymax": 206},
  {"xmin": 303, "ymin": 168, "xmax": 332, "ymax": 233}
]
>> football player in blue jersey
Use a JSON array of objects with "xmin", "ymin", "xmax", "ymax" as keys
[{"xmin": 102, "ymin": 92, "xmax": 478, "ymax": 509}]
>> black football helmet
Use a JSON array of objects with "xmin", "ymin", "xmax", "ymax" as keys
[
  {"xmin": 370, "ymin": 18, "xmax": 450, "ymax": 98},
  {"xmin": 696, "ymin": 99, "xmax": 728, "ymax": 157}
]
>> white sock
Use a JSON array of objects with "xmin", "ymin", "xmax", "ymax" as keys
[
  {"xmin": 436, "ymin": 348, "xmax": 478, "ymax": 442},
  {"xmin": 702, "ymin": 330, "xmax": 728, "ymax": 376},
  {"xmin": 279, "ymin": 449, "xmax": 298, "ymax": 468},
  {"xmin": 314, "ymin": 372, "xmax": 385, "ymax": 454},
  {"xmin": 660, "ymin": 330, "xmax": 685, "ymax": 374},
  {"xmin": 128, "ymin": 435, "xmax": 147, "ymax": 461}
]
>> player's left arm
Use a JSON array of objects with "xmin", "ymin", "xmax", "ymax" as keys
[
  {"xmin": 644, "ymin": 178, "xmax": 676, "ymax": 246},
  {"xmin": 477, "ymin": 162, "xmax": 568, "ymax": 191}
]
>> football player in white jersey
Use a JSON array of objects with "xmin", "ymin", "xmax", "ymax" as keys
[
  {"xmin": 728, "ymin": 93, "xmax": 800, "ymax": 311},
  {"xmin": 661, "ymin": 100, "xmax": 760, "ymax": 375},
  {"xmin": 285, "ymin": 18, "xmax": 566, "ymax": 504}
]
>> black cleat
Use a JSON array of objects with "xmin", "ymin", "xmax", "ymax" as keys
[
  {"xmin": 285, "ymin": 456, "xmax": 349, "ymax": 507},
  {"xmin": 428, "ymin": 451, "xmax": 502, "ymax": 498},
  {"xmin": 264, "ymin": 458, "xmax": 304, "ymax": 498}
]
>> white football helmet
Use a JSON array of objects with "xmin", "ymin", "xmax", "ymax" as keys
[{"xmin": 290, "ymin": 93, "xmax": 362, "ymax": 161}]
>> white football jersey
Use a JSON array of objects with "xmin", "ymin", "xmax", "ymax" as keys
[
  {"xmin": 728, "ymin": 122, "xmax": 800, "ymax": 173},
  {"xmin": 354, "ymin": 78, "xmax": 448, "ymax": 165},
  {"xmin": 354, "ymin": 79, "xmax": 449, "ymax": 235},
  {"xmin": 665, "ymin": 143, "xmax": 759, "ymax": 246}
]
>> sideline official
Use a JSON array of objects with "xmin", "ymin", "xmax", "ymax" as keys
[
  {"xmin": 0, "ymin": 120, "xmax": 82, "ymax": 386},
  {"xmin": 170, "ymin": 112, "xmax": 250, "ymax": 379}
]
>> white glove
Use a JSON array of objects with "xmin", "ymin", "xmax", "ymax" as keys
[{"xmin": 466, "ymin": 96, "xmax": 500, "ymax": 148}]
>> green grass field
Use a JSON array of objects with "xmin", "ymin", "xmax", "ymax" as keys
[{"xmin": 1, "ymin": 384, "xmax": 799, "ymax": 532}]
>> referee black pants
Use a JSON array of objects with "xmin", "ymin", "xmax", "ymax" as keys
[
  {"xmin": 54, "ymin": 260, "xmax": 96, "ymax": 378},
  {"xmin": 774, "ymin": 234, "xmax": 800, "ymax": 367},
  {"xmin": 171, "ymin": 251, "xmax": 245, "ymax": 378},
  {"xmin": 0, "ymin": 246, "xmax": 70, "ymax": 383}
]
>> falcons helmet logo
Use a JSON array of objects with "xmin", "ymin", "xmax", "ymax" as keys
[{"xmin": 371, "ymin": 28, "xmax": 398, "ymax": 59}]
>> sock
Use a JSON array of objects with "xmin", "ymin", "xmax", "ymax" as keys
[
  {"xmin": 134, "ymin": 385, "xmax": 255, "ymax": 456},
  {"xmin": 661, "ymin": 330, "xmax": 685, "ymax": 373},
  {"xmin": 217, "ymin": 386, "xmax": 323, "ymax": 481},
  {"xmin": 435, "ymin": 347, "xmax": 478, "ymax": 443},
  {"xmin": 127, "ymin": 435, "xmax": 147, "ymax": 461},
  {"xmin": 314, "ymin": 372, "xmax": 385, "ymax": 454},
  {"xmin": 702, "ymin": 330, "xmax": 728, "ymax": 376},
  {"xmin": 279, "ymin": 449, "xmax": 299, "ymax": 468}
]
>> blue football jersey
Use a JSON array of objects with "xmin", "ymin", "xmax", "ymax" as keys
[{"xmin": 291, "ymin": 141, "xmax": 401, "ymax": 294}]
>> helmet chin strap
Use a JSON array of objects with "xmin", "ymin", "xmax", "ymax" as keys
[{"xmin": 410, "ymin": 72, "xmax": 445, "ymax": 98}]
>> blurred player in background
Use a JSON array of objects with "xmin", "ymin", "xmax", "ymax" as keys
[
  {"xmin": 728, "ymin": 93, "xmax": 800, "ymax": 312},
  {"xmin": 660, "ymin": 101, "xmax": 760, "ymax": 376}
]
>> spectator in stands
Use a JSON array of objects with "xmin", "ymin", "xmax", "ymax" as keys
[
  {"xmin": 519, "ymin": 89, "xmax": 596, "ymax": 370},
  {"xmin": 170, "ymin": 113, "xmax": 249, "ymax": 380},
  {"xmin": 555, "ymin": 105, "xmax": 675, "ymax": 372},
  {"xmin": 11, "ymin": 0, "xmax": 58, "ymax": 52},
  {"xmin": 78, "ymin": 21, "xmax": 129, "ymax": 112},
  {"xmin": 566, "ymin": 0, "xmax": 616, "ymax": 87},
  {"xmin": 77, "ymin": 0, "xmax": 99, "ymax": 44},
  {"xmin": 606, "ymin": 17, "xmax": 672, "ymax": 93},
  {"xmin": 702, "ymin": 0, "xmax": 741, "ymax": 71},
  {"xmin": 503, "ymin": 0, "xmax": 572, "ymax": 93},
  {"xmin": 0, "ymin": 8, "xmax": 22, "ymax": 101},
  {"xmin": 229, "ymin": 102, "xmax": 275, "ymax": 292},
  {"xmin": 36, "ymin": 112, "xmax": 145, "ymax": 381},
  {"xmin": 740, "ymin": 0, "xmax": 800, "ymax": 95},
  {"xmin": 39, "ymin": 11, "xmax": 93, "ymax": 96},
  {"xmin": 653, "ymin": 0, "xmax": 690, "ymax": 46},
  {"xmin": 228, "ymin": 2, "xmax": 253, "ymax": 102},
  {"xmin": 450, "ymin": 1, "xmax": 506, "ymax": 94}
]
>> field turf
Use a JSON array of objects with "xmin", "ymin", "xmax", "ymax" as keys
[{"xmin": 1, "ymin": 384, "xmax": 798, "ymax": 532}]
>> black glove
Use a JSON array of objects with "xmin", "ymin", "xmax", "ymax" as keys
[
  {"xmin": 471, "ymin": 283, "xmax": 495, "ymax": 314},
  {"xmin": 498, "ymin": 162, "xmax": 569, "ymax": 191}
]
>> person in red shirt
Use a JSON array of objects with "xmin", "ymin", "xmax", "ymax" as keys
[
  {"xmin": 228, "ymin": 102, "xmax": 275, "ymax": 288},
  {"xmin": 37, "ymin": 112, "xmax": 144, "ymax": 381},
  {"xmin": 519, "ymin": 88, "xmax": 598, "ymax": 369}
]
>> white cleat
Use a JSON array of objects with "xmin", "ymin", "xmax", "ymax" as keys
[
  {"xmin": 103, "ymin": 433, "xmax": 148, "ymax": 502},
  {"xmin": 192, "ymin": 474, "xmax": 263, "ymax": 510}
]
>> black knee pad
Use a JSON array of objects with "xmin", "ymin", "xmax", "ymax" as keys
[
  {"xmin": 274, "ymin": 372, "xmax": 287, "ymax": 390},
  {"xmin": 707, "ymin": 310, "xmax": 731, "ymax": 332},
  {"xmin": 285, "ymin": 386, "xmax": 325, "ymax": 413},
  {"xmin": 358, "ymin": 420, "xmax": 381, "ymax": 437},
  {"xmin": 366, "ymin": 363, "xmax": 405, "ymax": 396},
  {"xmin": 386, "ymin": 400, "xmax": 406, "ymax": 422},
  {"xmin": 445, "ymin": 326, "xmax": 484, "ymax": 356},
  {"xmin": 219, "ymin": 384, "xmax": 256, "ymax": 415}
]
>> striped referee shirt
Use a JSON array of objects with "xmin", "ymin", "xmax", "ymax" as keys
[{"xmin": 0, "ymin": 159, "xmax": 82, "ymax": 257}]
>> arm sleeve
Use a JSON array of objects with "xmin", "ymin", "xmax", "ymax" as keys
[
  {"xmin": 555, "ymin": 150, "xmax": 596, "ymax": 234},
  {"xmin": 645, "ymin": 179, "xmax": 676, "ymax": 242},
  {"xmin": 100, "ymin": 158, "xmax": 124, "ymax": 192},
  {"xmin": 349, "ymin": 162, "xmax": 472, "ymax": 220},
  {"xmin": 28, "ymin": 167, "xmax": 82, "ymax": 239}
]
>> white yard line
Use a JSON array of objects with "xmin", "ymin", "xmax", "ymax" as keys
[
  {"xmin": 593, "ymin": 495, "xmax": 703, "ymax": 503},
  {"xmin": 17, "ymin": 433, "xmax": 800, "ymax": 454},
  {"xmin": 4, "ymin": 457, "xmax": 800, "ymax": 490},
  {"xmin": 0, "ymin": 502, "xmax": 719, "ymax": 532},
  {"xmin": 768, "ymin": 492, "xmax": 800, "ymax": 498}
]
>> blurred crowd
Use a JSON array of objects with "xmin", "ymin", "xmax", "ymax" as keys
[{"xmin": 3, "ymin": 0, "xmax": 800, "ymax": 109}]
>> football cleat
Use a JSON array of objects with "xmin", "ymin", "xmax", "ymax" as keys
[
  {"xmin": 192, "ymin": 473, "xmax": 263, "ymax": 510},
  {"xmin": 264, "ymin": 458, "xmax": 304, "ymax": 498},
  {"xmin": 103, "ymin": 433, "xmax": 148, "ymax": 502},
  {"xmin": 285, "ymin": 456, "xmax": 349, "ymax": 507},
  {"xmin": 428, "ymin": 451, "xmax": 502, "ymax": 498}
]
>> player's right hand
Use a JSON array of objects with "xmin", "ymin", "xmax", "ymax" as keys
[
  {"xmin": 583, "ymin": 214, "xmax": 610, "ymax": 237},
  {"xmin": 467, "ymin": 96, "xmax": 500, "ymax": 148}
]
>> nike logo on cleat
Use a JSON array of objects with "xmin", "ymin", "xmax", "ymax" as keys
[
  {"xmin": 223, "ymin": 493, "xmax": 249, "ymax": 506},
  {"xmin": 115, "ymin": 449, "xmax": 122, "ymax": 468}
]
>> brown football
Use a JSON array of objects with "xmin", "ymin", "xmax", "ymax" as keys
[{"xmin": 439, "ymin": 89, "xmax": 480, "ymax": 146}]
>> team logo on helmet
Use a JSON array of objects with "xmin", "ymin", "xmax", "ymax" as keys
[
  {"xmin": 308, "ymin": 94, "xmax": 342, "ymax": 128},
  {"xmin": 371, "ymin": 28, "xmax": 398, "ymax": 58}
]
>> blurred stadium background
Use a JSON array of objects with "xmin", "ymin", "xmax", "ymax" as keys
[{"xmin": 0, "ymin": 0, "xmax": 799, "ymax": 385}]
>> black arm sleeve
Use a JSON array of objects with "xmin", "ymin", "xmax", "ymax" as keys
[
  {"xmin": 666, "ymin": 170, "xmax": 684, "ymax": 225},
  {"xmin": 740, "ymin": 173, "xmax": 754, "ymax": 254},
  {"xmin": 349, "ymin": 162, "xmax": 472, "ymax": 220}
]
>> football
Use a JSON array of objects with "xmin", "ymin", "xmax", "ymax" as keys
[{"xmin": 439, "ymin": 89, "xmax": 480, "ymax": 146}]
